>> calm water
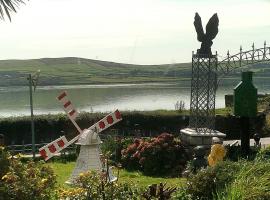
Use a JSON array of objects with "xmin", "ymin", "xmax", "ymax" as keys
[{"xmin": 0, "ymin": 81, "xmax": 269, "ymax": 117}]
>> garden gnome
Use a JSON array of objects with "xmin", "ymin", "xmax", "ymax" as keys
[
  {"xmin": 208, "ymin": 137, "xmax": 226, "ymax": 167},
  {"xmin": 192, "ymin": 146, "xmax": 208, "ymax": 172}
]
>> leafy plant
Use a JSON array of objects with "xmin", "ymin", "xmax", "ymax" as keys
[
  {"xmin": 0, "ymin": 153, "xmax": 57, "ymax": 200},
  {"xmin": 121, "ymin": 133, "xmax": 188, "ymax": 176},
  {"xmin": 0, "ymin": 146, "xmax": 10, "ymax": 179},
  {"xmin": 186, "ymin": 161, "xmax": 241, "ymax": 200},
  {"xmin": 58, "ymin": 170, "xmax": 142, "ymax": 200},
  {"xmin": 0, "ymin": 0, "xmax": 26, "ymax": 21},
  {"xmin": 256, "ymin": 145, "xmax": 270, "ymax": 161},
  {"xmin": 172, "ymin": 187, "xmax": 193, "ymax": 200},
  {"xmin": 121, "ymin": 138, "xmax": 142, "ymax": 170},
  {"xmin": 175, "ymin": 100, "xmax": 186, "ymax": 113},
  {"xmin": 101, "ymin": 136, "xmax": 133, "ymax": 163},
  {"xmin": 142, "ymin": 183, "xmax": 176, "ymax": 200}
]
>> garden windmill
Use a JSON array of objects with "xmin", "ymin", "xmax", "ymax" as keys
[{"xmin": 39, "ymin": 91, "xmax": 122, "ymax": 183}]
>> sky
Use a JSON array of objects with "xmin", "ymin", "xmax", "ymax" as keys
[{"xmin": 0, "ymin": 0, "xmax": 269, "ymax": 64}]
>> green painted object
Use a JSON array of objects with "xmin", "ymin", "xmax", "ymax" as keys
[{"xmin": 234, "ymin": 71, "xmax": 257, "ymax": 117}]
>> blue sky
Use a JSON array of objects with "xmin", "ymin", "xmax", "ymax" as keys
[{"xmin": 0, "ymin": 0, "xmax": 269, "ymax": 64}]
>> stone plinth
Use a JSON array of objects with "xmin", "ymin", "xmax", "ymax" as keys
[{"xmin": 180, "ymin": 128, "xmax": 226, "ymax": 146}]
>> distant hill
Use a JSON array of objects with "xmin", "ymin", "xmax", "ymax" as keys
[{"xmin": 0, "ymin": 57, "xmax": 269, "ymax": 86}]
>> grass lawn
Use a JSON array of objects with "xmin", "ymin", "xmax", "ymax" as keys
[{"xmin": 46, "ymin": 161, "xmax": 186, "ymax": 188}]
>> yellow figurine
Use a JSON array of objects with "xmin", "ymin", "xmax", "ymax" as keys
[{"xmin": 208, "ymin": 137, "xmax": 226, "ymax": 167}]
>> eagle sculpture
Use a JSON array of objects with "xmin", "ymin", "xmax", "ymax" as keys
[{"xmin": 194, "ymin": 13, "xmax": 219, "ymax": 55}]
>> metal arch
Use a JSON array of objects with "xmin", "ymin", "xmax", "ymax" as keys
[
  {"xmin": 217, "ymin": 43, "xmax": 270, "ymax": 78},
  {"xmin": 188, "ymin": 42, "xmax": 269, "ymax": 134}
]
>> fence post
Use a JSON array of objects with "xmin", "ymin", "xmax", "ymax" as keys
[
  {"xmin": 11, "ymin": 141, "xmax": 15, "ymax": 156},
  {"xmin": 22, "ymin": 140, "xmax": 25, "ymax": 154}
]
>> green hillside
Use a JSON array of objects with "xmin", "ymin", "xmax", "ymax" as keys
[
  {"xmin": 0, "ymin": 57, "xmax": 269, "ymax": 86},
  {"xmin": 0, "ymin": 57, "xmax": 191, "ymax": 86}
]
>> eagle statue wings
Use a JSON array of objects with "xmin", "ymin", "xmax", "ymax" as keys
[{"xmin": 194, "ymin": 13, "xmax": 219, "ymax": 55}]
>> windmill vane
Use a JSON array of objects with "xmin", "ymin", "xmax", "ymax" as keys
[
  {"xmin": 39, "ymin": 136, "xmax": 68, "ymax": 161},
  {"xmin": 57, "ymin": 91, "xmax": 79, "ymax": 121},
  {"xmin": 39, "ymin": 91, "xmax": 122, "ymax": 162}
]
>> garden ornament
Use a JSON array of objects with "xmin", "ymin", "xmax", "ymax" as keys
[
  {"xmin": 194, "ymin": 12, "xmax": 219, "ymax": 55},
  {"xmin": 212, "ymin": 136, "xmax": 223, "ymax": 144},
  {"xmin": 192, "ymin": 146, "xmax": 208, "ymax": 172},
  {"xmin": 208, "ymin": 137, "xmax": 226, "ymax": 167},
  {"xmin": 253, "ymin": 133, "xmax": 261, "ymax": 148},
  {"xmin": 39, "ymin": 91, "xmax": 122, "ymax": 184},
  {"xmin": 142, "ymin": 183, "xmax": 176, "ymax": 200}
]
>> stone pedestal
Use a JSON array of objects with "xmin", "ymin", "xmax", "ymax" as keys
[
  {"xmin": 66, "ymin": 144, "xmax": 102, "ymax": 184},
  {"xmin": 180, "ymin": 128, "xmax": 226, "ymax": 146}
]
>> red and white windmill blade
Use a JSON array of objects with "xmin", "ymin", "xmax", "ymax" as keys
[{"xmin": 39, "ymin": 91, "xmax": 122, "ymax": 161}]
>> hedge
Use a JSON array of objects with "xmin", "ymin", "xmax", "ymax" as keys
[{"xmin": 0, "ymin": 111, "xmax": 266, "ymax": 145}]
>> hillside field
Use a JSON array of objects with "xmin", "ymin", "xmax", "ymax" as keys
[{"xmin": 0, "ymin": 57, "xmax": 269, "ymax": 86}]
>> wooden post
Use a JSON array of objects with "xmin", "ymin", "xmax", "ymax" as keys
[
  {"xmin": 240, "ymin": 116, "xmax": 250, "ymax": 157},
  {"xmin": 28, "ymin": 74, "xmax": 36, "ymax": 158}
]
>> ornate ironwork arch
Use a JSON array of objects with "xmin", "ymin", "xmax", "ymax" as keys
[
  {"xmin": 187, "ymin": 42, "xmax": 269, "ymax": 134},
  {"xmin": 217, "ymin": 42, "xmax": 270, "ymax": 78}
]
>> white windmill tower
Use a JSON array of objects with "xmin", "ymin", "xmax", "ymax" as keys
[{"xmin": 39, "ymin": 91, "xmax": 122, "ymax": 184}]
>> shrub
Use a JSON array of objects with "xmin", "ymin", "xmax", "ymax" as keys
[
  {"xmin": 101, "ymin": 136, "xmax": 133, "ymax": 163},
  {"xmin": 58, "ymin": 170, "xmax": 142, "ymax": 200},
  {"xmin": 121, "ymin": 133, "xmax": 188, "ymax": 176},
  {"xmin": 121, "ymin": 138, "xmax": 142, "ymax": 170},
  {"xmin": 0, "ymin": 146, "xmax": 10, "ymax": 179},
  {"xmin": 256, "ymin": 145, "xmax": 270, "ymax": 161},
  {"xmin": 186, "ymin": 160, "xmax": 270, "ymax": 200},
  {"xmin": 173, "ymin": 187, "xmax": 193, "ymax": 200},
  {"xmin": 0, "ymin": 155, "xmax": 57, "ymax": 200},
  {"xmin": 186, "ymin": 161, "xmax": 241, "ymax": 200}
]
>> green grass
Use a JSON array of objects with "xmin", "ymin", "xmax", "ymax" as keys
[
  {"xmin": 46, "ymin": 161, "xmax": 186, "ymax": 188},
  {"xmin": 46, "ymin": 162, "xmax": 76, "ymax": 188},
  {"xmin": 117, "ymin": 169, "xmax": 185, "ymax": 188},
  {"xmin": 215, "ymin": 161, "xmax": 270, "ymax": 200}
]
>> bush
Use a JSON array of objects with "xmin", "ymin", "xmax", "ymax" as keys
[
  {"xmin": 0, "ymin": 146, "xmax": 10, "ymax": 179},
  {"xmin": 58, "ymin": 171, "xmax": 142, "ymax": 200},
  {"xmin": 186, "ymin": 160, "xmax": 270, "ymax": 200},
  {"xmin": 121, "ymin": 138, "xmax": 142, "ymax": 171},
  {"xmin": 186, "ymin": 161, "xmax": 241, "ymax": 200},
  {"xmin": 0, "ymin": 153, "xmax": 57, "ymax": 200},
  {"xmin": 101, "ymin": 136, "xmax": 133, "ymax": 163},
  {"xmin": 121, "ymin": 133, "xmax": 188, "ymax": 176},
  {"xmin": 256, "ymin": 145, "xmax": 270, "ymax": 161},
  {"xmin": 173, "ymin": 187, "xmax": 193, "ymax": 200}
]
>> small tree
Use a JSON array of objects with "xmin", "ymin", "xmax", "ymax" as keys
[{"xmin": 175, "ymin": 100, "xmax": 185, "ymax": 112}]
